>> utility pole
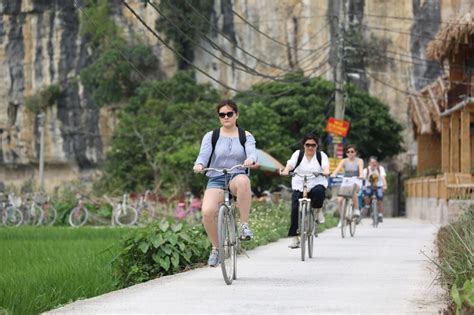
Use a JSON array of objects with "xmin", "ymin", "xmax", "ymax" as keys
[
  {"xmin": 334, "ymin": 0, "xmax": 346, "ymax": 120},
  {"xmin": 38, "ymin": 112, "xmax": 45, "ymax": 192}
]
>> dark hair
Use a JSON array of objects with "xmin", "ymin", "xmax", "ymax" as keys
[
  {"xmin": 302, "ymin": 134, "xmax": 319, "ymax": 146},
  {"xmin": 345, "ymin": 144, "xmax": 356, "ymax": 152},
  {"xmin": 369, "ymin": 156, "xmax": 378, "ymax": 162},
  {"xmin": 216, "ymin": 99, "xmax": 238, "ymax": 113}
]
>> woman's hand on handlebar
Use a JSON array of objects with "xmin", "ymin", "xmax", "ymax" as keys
[
  {"xmin": 243, "ymin": 159, "xmax": 256, "ymax": 167},
  {"xmin": 193, "ymin": 164, "xmax": 204, "ymax": 173}
]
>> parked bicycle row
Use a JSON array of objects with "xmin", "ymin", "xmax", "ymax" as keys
[{"xmin": 0, "ymin": 190, "xmax": 203, "ymax": 228}]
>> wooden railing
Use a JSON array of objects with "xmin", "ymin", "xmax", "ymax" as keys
[{"xmin": 405, "ymin": 173, "xmax": 473, "ymax": 200}]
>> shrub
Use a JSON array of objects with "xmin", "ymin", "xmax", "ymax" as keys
[
  {"xmin": 433, "ymin": 205, "xmax": 474, "ymax": 314},
  {"xmin": 112, "ymin": 219, "xmax": 210, "ymax": 288}
]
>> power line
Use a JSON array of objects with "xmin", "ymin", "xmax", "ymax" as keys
[
  {"xmin": 363, "ymin": 12, "xmax": 472, "ymax": 26},
  {"xmin": 147, "ymin": 0, "xmax": 329, "ymax": 84},
  {"xmin": 178, "ymin": 0, "xmax": 332, "ymax": 73},
  {"xmin": 230, "ymin": 7, "xmax": 331, "ymax": 52}
]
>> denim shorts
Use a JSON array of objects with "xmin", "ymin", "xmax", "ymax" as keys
[
  {"xmin": 364, "ymin": 186, "xmax": 384, "ymax": 200},
  {"xmin": 206, "ymin": 173, "xmax": 245, "ymax": 190}
]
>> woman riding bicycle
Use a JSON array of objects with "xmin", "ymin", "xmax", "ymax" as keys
[
  {"xmin": 193, "ymin": 100, "xmax": 257, "ymax": 267},
  {"xmin": 363, "ymin": 156, "xmax": 387, "ymax": 222},
  {"xmin": 331, "ymin": 144, "xmax": 364, "ymax": 227},
  {"xmin": 280, "ymin": 134, "xmax": 330, "ymax": 249}
]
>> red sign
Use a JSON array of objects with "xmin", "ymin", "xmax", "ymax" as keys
[{"xmin": 325, "ymin": 117, "xmax": 350, "ymax": 137}]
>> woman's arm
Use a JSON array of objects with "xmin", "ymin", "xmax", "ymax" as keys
[
  {"xmin": 280, "ymin": 150, "xmax": 299, "ymax": 175},
  {"xmin": 193, "ymin": 132, "xmax": 212, "ymax": 172},
  {"xmin": 331, "ymin": 158, "xmax": 345, "ymax": 176},
  {"xmin": 358, "ymin": 158, "xmax": 364, "ymax": 178},
  {"xmin": 244, "ymin": 132, "xmax": 257, "ymax": 165}
]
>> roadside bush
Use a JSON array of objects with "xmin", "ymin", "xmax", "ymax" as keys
[
  {"xmin": 113, "ymin": 202, "xmax": 338, "ymax": 288},
  {"xmin": 434, "ymin": 205, "xmax": 474, "ymax": 314},
  {"xmin": 112, "ymin": 219, "xmax": 210, "ymax": 288}
]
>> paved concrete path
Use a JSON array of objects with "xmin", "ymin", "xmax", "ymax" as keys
[{"xmin": 48, "ymin": 218, "xmax": 445, "ymax": 314}]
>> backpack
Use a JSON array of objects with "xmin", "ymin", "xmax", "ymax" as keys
[
  {"xmin": 206, "ymin": 127, "xmax": 247, "ymax": 169},
  {"xmin": 294, "ymin": 149, "xmax": 322, "ymax": 170}
]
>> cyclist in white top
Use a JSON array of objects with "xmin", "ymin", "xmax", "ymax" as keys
[
  {"xmin": 280, "ymin": 134, "xmax": 330, "ymax": 249},
  {"xmin": 363, "ymin": 156, "xmax": 387, "ymax": 222}
]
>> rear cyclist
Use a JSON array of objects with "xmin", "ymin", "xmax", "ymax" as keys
[
  {"xmin": 363, "ymin": 157, "xmax": 387, "ymax": 222},
  {"xmin": 280, "ymin": 134, "xmax": 330, "ymax": 249}
]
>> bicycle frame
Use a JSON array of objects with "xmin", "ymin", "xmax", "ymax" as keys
[
  {"xmin": 201, "ymin": 164, "xmax": 249, "ymax": 285},
  {"xmin": 290, "ymin": 172, "xmax": 324, "ymax": 261}
]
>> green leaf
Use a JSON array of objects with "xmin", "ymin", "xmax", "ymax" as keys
[
  {"xmin": 138, "ymin": 242, "xmax": 149, "ymax": 253},
  {"xmin": 161, "ymin": 245, "xmax": 172, "ymax": 255},
  {"xmin": 152, "ymin": 252, "xmax": 160, "ymax": 263},
  {"xmin": 150, "ymin": 234, "xmax": 166, "ymax": 248},
  {"xmin": 168, "ymin": 234, "xmax": 178, "ymax": 246},
  {"xmin": 159, "ymin": 257, "xmax": 170, "ymax": 271},
  {"xmin": 179, "ymin": 232, "xmax": 191, "ymax": 242},
  {"xmin": 171, "ymin": 222, "xmax": 183, "ymax": 232},
  {"xmin": 171, "ymin": 252, "xmax": 180, "ymax": 268},
  {"xmin": 159, "ymin": 220, "xmax": 170, "ymax": 232},
  {"xmin": 451, "ymin": 284, "xmax": 462, "ymax": 308}
]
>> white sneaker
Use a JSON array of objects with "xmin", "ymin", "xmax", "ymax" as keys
[
  {"xmin": 316, "ymin": 210, "xmax": 325, "ymax": 224},
  {"xmin": 352, "ymin": 209, "xmax": 361, "ymax": 218},
  {"xmin": 288, "ymin": 236, "xmax": 300, "ymax": 249}
]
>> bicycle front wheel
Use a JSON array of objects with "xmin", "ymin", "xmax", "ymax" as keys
[
  {"xmin": 69, "ymin": 206, "xmax": 89, "ymax": 227},
  {"xmin": 29, "ymin": 204, "xmax": 44, "ymax": 226},
  {"xmin": 3, "ymin": 206, "xmax": 23, "ymax": 227},
  {"xmin": 218, "ymin": 204, "xmax": 236, "ymax": 285},
  {"xmin": 115, "ymin": 206, "xmax": 138, "ymax": 226},
  {"xmin": 307, "ymin": 209, "xmax": 315, "ymax": 259},
  {"xmin": 300, "ymin": 202, "xmax": 307, "ymax": 261},
  {"xmin": 341, "ymin": 199, "xmax": 349, "ymax": 238},
  {"xmin": 349, "ymin": 204, "xmax": 357, "ymax": 237},
  {"xmin": 372, "ymin": 198, "xmax": 379, "ymax": 228}
]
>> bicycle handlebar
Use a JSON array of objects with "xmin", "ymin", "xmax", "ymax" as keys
[
  {"xmin": 287, "ymin": 171, "xmax": 327, "ymax": 178},
  {"xmin": 201, "ymin": 163, "xmax": 253, "ymax": 174}
]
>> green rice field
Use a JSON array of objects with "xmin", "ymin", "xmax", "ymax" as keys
[{"xmin": 0, "ymin": 227, "xmax": 134, "ymax": 315}]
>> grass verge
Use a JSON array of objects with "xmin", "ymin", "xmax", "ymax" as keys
[
  {"xmin": 433, "ymin": 205, "xmax": 474, "ymax": 314},
  {"xmin": 0, "ymin": 227, "xmax": 133, "ymax": 315}
]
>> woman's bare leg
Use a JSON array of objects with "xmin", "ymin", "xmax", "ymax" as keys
[
  {"xmin": 229, "ymin": 175, "xmax": 251, "ymax": 223},
  {"xmin": 201, "ymin": 188, "xmax": 223, "ymax": 247}
]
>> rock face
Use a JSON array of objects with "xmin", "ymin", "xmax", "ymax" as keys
[{"xmin": 0, "ymin": 0, "xmax": 471, "ymax": 191}]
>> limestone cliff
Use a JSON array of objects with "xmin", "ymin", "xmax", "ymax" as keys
[{"xmin": 0, "ymin": 0, "xmax": 472, "ymax": 190}]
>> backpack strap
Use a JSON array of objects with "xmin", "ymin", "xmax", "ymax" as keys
[
  {"xmin": 207, "ymin": 128, "xmax": 220, "ymax": 168},
  {"xmin": 206, "ymin": 127, "xmax": 247, "ymax": 168},
  {"xmin": 294, "ymin": 150, "xmax": 322, "ymax": 171}
]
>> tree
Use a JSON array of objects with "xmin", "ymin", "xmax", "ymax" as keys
[
  {"xmin": 154, "ymin": 0, "xmax": 214, "ymax": 70},
  {"xmin": 101, "ymin": 71, "xmax": 219, "ymax": 193},
  {"xmin": 80, "ymin": 44, "xmax": 159, "ymax": 107}
]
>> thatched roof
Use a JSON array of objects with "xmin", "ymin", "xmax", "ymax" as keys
[
  {"xmin": 408, "ymin": 75, "xmax": 449, "ymax": 134},
  {"xmin": 426, "ymin": 12, "xmax": 474, "ymax": 61}
]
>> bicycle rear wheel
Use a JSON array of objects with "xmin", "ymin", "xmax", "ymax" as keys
[
  {"xmin": 29, "ymin": 204, "xmax": 44, "ymax": 226},
  {"xmin": 42, "ymin": 204, "xmax": 58, "ymax": 226},
  {"xmin": 218, "ymin": 204, "xmax": 236, "ymax": 285},
  {"xmin": 3, "ymin": 206, "xmax": 23, "ymax": 227},
  {"xmin": 372, "ymin": 199, "xmax": 378, "ymax": 228},
  {"xmin": 300, "ymin": 202, "xmax": 307, "ymax": 261},
  {"xmin": 69, "ymin": 206, "xmax": 89, "ymax": 227},
  {"xmin": 307, "ymin": 209, "xmax": 315, "ymax": 258},
  {"xmin": 115, "ymin": 206, "xmax": 138, "ymax": 226}
]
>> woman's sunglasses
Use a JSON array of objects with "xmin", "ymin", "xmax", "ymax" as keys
[
  {"xmin": 218, "ymin": 111, "xmax": 235, "ymax": 118},
  {"xmin": 346, "ymin": 150, "xmax": 355, "ymax": 154},
  {"xmin": 304, "ymin": 143, "xmax": 317, "ymax": 148}
]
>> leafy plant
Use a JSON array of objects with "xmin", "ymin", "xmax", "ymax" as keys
[
  {"xmin": 24, "ymin": 84, "xmax": 61, "ymax": 113},
  {"xmin": 112, "ymin": 219, "xmax": 210, "ymax": 288},
  {"xmin": 430, "ymin": 205, "xmax": 474, "ymax": 314}
]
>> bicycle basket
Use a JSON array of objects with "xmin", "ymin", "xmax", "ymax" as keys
[
  {"xmin": 337, "ymin": 179, "xmax": 357, "ymax": 197},
  {"xmin": 10, "ymin": 196, "xmax": 22, "ymax": 207},
  {"xmin": 34, "ymin": 194, "xmax": 46, "ymax": 204}
]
